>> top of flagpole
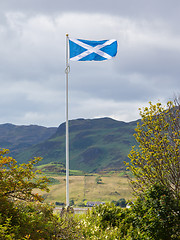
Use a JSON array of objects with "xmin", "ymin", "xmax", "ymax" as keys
[{"xmin": 65, "ymin": 34, "xmax": 70, "ymax": 74}]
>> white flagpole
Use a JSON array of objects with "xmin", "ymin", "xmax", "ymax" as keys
[{"xmin": 65, "ymin": 33, "xmax": 70, "ymax": 207}]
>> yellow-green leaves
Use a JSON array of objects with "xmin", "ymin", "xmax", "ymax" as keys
[
  {"xmin": 0, "ymin": 149, "xmax": 49, "ymax": 202},
  {"xmin": 126, "ymin": 101, "xmax": 180, "ymax": 200}
]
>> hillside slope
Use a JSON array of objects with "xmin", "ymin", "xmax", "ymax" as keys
[
  {"xmin": 16, "ymin": 118, "xmax": 138, "ymax": 172},
  {"xmin": 0, "ymin": 123, "xmax": 57, "ymax": 156}
]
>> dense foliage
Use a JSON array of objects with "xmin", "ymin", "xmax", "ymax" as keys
[
  {"xmin": 127, "ymin": 101, "xmax": 180, "ymax": 200},
  {"xmin": 79, "ymin": 184, "xmax": 180, "ymax": 240},
  {"xmin": 0, "ymin": 149, "xmax": 82, "ymax": 239},
  {"xmin": 0, "ymin": 149, "xmax": 49, "ymax": 202}
]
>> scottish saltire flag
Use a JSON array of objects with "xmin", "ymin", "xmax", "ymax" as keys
[{"xmin": 69, "ymin": 38, "xmax": 118, "ymax": 61}]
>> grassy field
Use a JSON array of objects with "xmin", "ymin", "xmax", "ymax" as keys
[{"xmin": 37, "ymin": 172, "xmax": 133, "ymax": 206}]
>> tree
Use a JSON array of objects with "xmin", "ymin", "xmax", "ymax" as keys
[
  {"xmin": 0, "ymin": 148, "xmax": 49, "ymax": 202},
  {"xmin": 127, "ymin": 184, "xmax": 180, "ymax": 240},
  {"xmin": 126, "ymin": 101, "xmax": 180, "ymax": 200},
  {"xmin": 0, "ymin": 149, "xmax": 51, "ymax": 239},
  {"xmin": 115, "ymin": 198, "xmax": 127, "ymax": 208},
  {"xmin": 0, "ymin": 149, "xmax": 84, "ymax": 239},
  {"xmin": 96, "ymin": 175, "xmax": 103, "ymax": 184}
]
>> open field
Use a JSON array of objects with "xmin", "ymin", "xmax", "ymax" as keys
[{"xmin": 37, "ymin": 172, "xmax": 134, "ymax": 206}]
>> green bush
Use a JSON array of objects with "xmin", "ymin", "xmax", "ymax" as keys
[
  {"xmin": 130, "ymin": 184, "xmax": 180, "ymax": 240},
  {"xmin": 79, "ymin": 184, "xmax": 180, "ymax": 240},
  {"xmin": 112, "ymin": 198, "xmax": 127, "ymax": 207},
  {"xmin": 0, "ymin": 149, "xmax": 83, "ymax": 239},
  {"xmin": 0, "ymin": 200, "xmax": 84, "ymax": 240}
]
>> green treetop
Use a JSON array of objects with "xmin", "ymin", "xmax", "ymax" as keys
[{"xmin": 126, "ymin": 100, "xmax": 180, "ymax": 200}]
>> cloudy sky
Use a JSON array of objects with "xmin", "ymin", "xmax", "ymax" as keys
[{"xmin": 0, "ymin": 0, "xmax": 180, "ymax": 127}]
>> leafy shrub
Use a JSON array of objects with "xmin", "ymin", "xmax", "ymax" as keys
[
  {"xmin": 112, "ymin": 198, "xmax": 127, "ymax": 207},
  {"xmin": 0, "ymin": 149, "xmax": 83, "ymax": 239},
  {"xmin": 79, "ymin": 184, "xmax": 180, "ymax": 240},
  {"xmin": 130, "ymin": 184, "xmax": 180, "ymax": 240}
]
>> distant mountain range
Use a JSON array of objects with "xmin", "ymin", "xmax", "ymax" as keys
[
  {"xmin": 0, "ymin": 118, "xmax": 138, "ymax": 172},
  {"xmin": 0, "ymin": 123, "xmax": 56, "ymax": 155}
]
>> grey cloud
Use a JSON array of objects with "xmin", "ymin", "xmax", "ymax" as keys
[
  {"xmin": 69, "ymin": 71, "xmax": 157, "ymax": 103},
  {"xmin": 0, "ymin": 1, "xmax": 179, "ymax": 126},
  {"xmin": 1, "ymin": 0, "xmax": 180, "ymax": 21},
  {"xmin": 116, "ymin": 47, "xmax": 180, "ymax": 78},
  {"xmin": 0, "ymin": 23, "xmax": 62, "ymax": 80}
]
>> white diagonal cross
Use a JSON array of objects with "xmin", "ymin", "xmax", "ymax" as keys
[{"xmin": 69, "ymin": 38, "xmax": 116, "ymax": 61}]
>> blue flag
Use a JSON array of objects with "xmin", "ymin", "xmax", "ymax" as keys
[{"xmin": 69, "ymin": 38, "xmax": 118, "ymax": 61}]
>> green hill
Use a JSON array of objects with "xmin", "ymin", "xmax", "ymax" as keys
[
  {"xmin": 0, "ymin": 123, "xmax": 56, "ymax": 156},
  {"xmin": 16, "ymin": 118, "xmax": 138, "ymax": 172}
]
